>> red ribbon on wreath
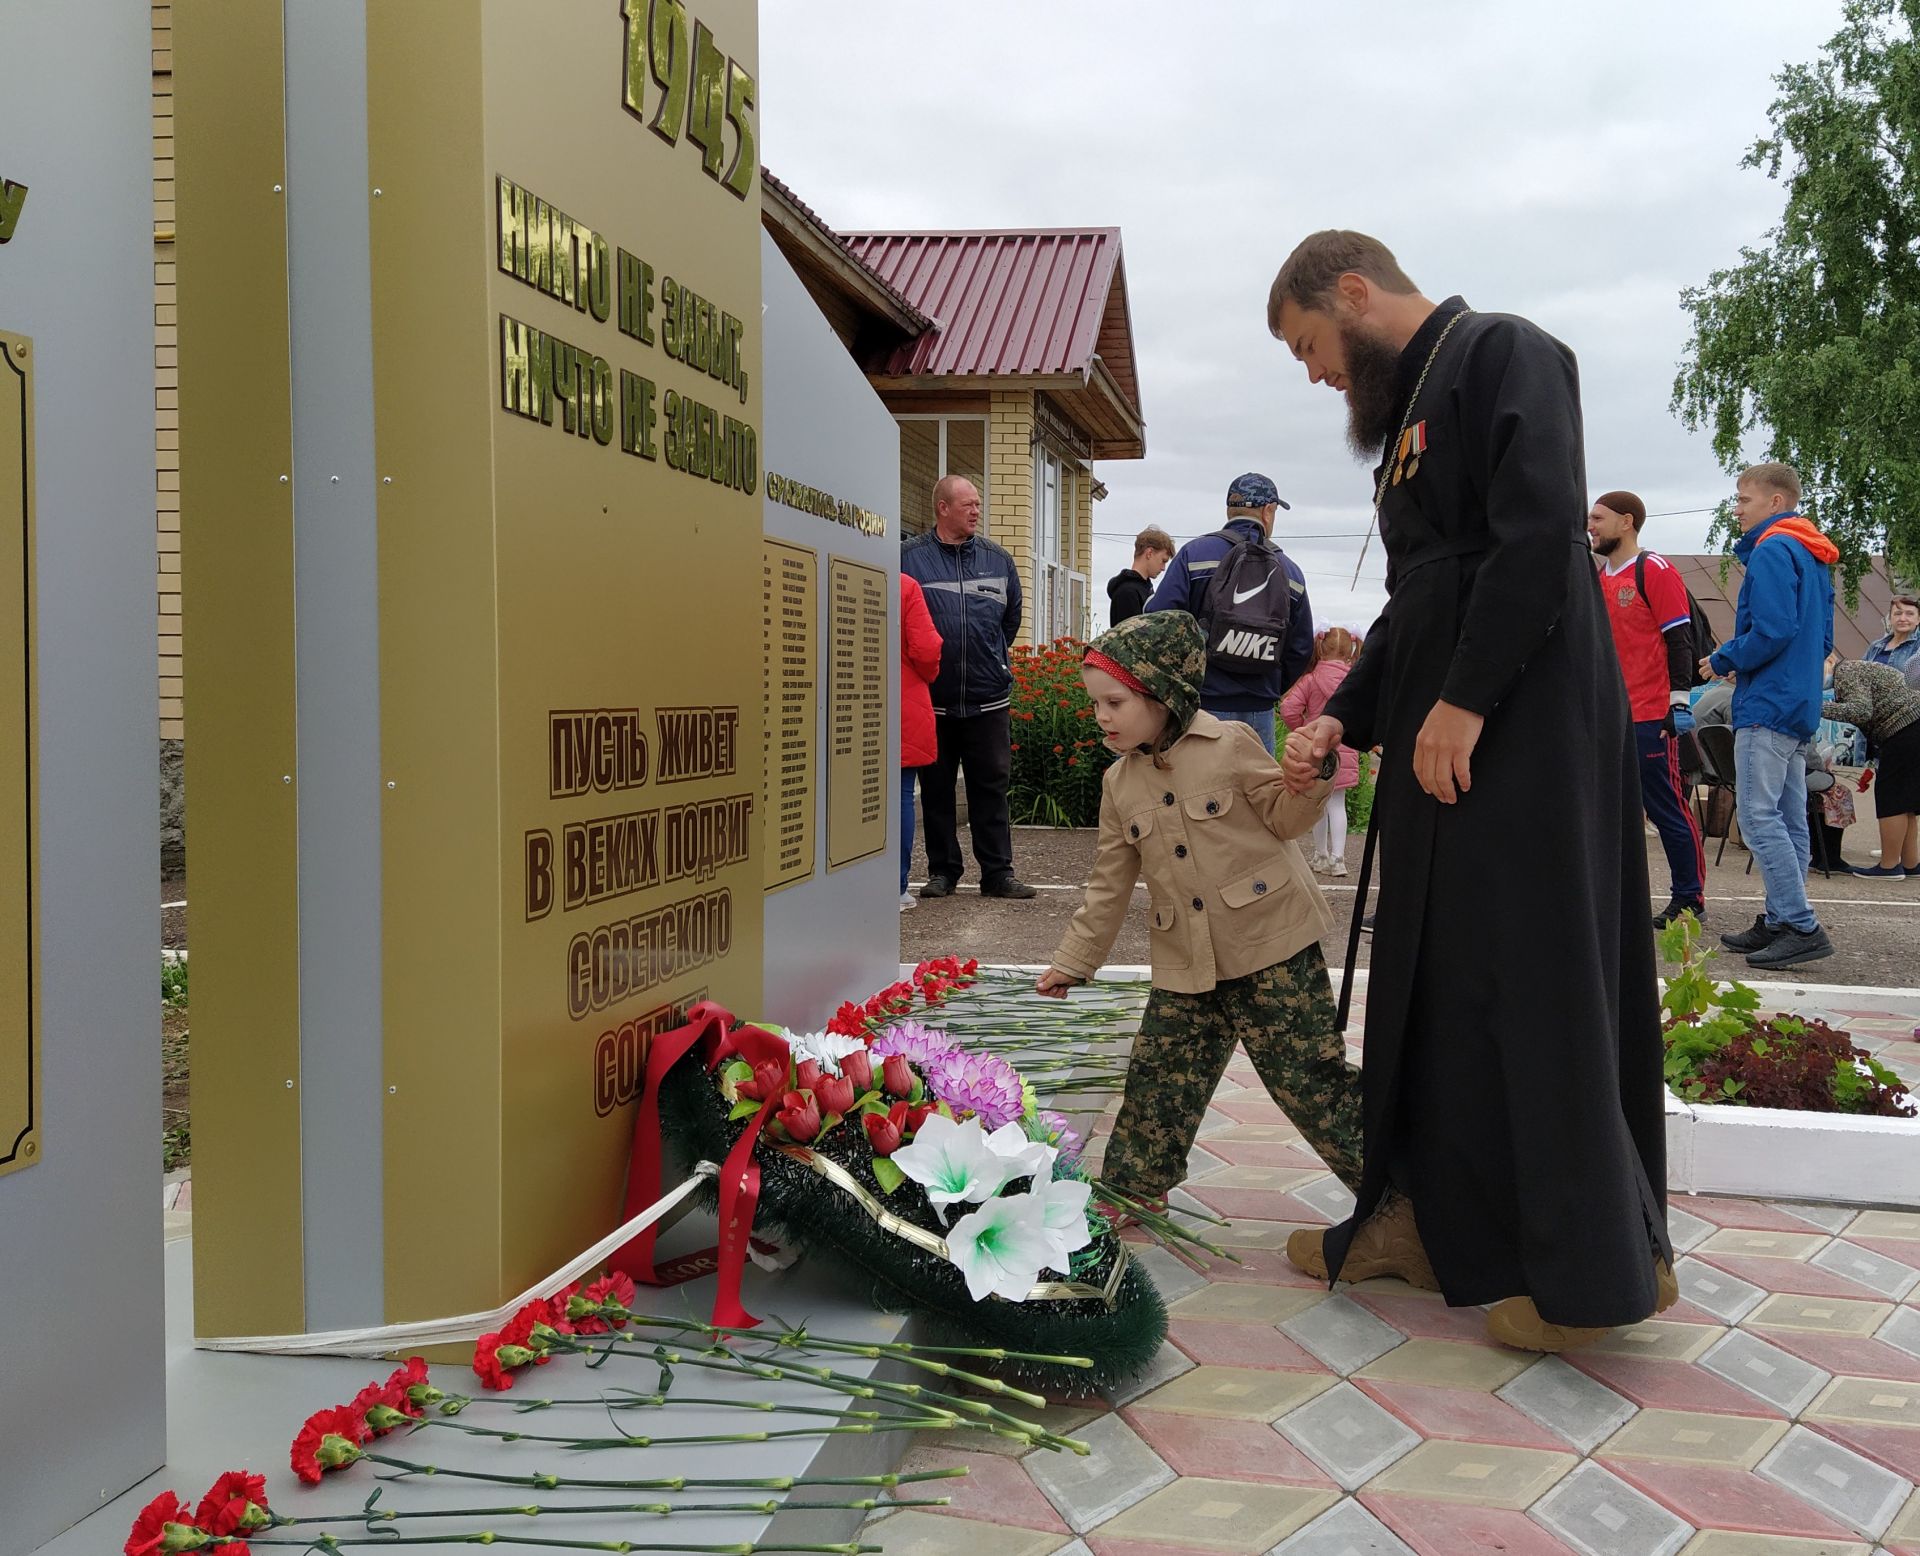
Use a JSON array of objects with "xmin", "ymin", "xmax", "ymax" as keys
[{"xmin": 607, "ymin": 1001, "xmax": 790, "ymax": 1329}]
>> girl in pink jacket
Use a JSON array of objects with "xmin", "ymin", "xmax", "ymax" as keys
[{"xmin": 1280, "ymin": 628, "xmax": 1361, "ymax": 876}]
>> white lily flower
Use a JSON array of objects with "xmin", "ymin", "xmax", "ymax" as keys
[
  {"xmin": 945, "ymin": 1192, "xmax": 1052, "ymax": 1302},
  {"xmin": 984, "ymin": 1120, "xmax": 1057, "ymax": 1183},
  {"xmin": 787, "ymin": 1029, "xmax": 869, "ymax": 1075},
  {"xmin": 890, "ymin": 1114, "xmax": 1023, "ymax": 1208},
  {"xmin": 1032, "ymin": 1177, "xmax": 1094, "ymax": 1271}
]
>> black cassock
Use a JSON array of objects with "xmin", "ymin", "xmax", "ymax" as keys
[{"xmin": 1324, "ymin": 297, "xmax": 1671, "ymax": 1328}]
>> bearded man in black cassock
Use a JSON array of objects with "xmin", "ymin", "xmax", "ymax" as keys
[{"xmin": 1270, "ymin": 231, "xmax": 1675, "ymax": 1352}]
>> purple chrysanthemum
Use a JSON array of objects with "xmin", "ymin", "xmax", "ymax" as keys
[
  {"xmin": 922, "ymin": 1047, "xmax": 1025, "ymax": 1130},
  {"xmin": 871, "ymin": 1019, "xmax": 956, "ymax": 1068},
  {"xmin": 1036, "ymin": 1109, "xmax": 1083, "ymax": 1162}
]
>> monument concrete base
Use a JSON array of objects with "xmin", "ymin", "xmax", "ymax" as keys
[{"xmin": 41, "ymin": 1217, "xmax": 923, "ymax": 1555}]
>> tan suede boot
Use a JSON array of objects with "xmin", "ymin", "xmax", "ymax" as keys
[
  {"xmin": 1485, "ymin": 1296, "xmax": 1609, "ymax": 1353},
  {"xmin": 1488, "ymin": 1258, "xmax": 1681, "ymax": 1352},
  {"xmin": 1285, "ymin": 1193, "xmax": 1440, "ymax": 1292}
]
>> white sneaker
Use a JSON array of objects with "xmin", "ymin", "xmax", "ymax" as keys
[
  {"xmin": 1328, "ymin": 859, "xmax": 1349, "ymax": 877},
  {"xmin": 899, "ymin": 892, "xmax": 916, "ymax": 912}
]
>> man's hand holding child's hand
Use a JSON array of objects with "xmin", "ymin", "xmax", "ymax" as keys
[{"xmin": 1282, "ymin": 716, "xmax": 1343, "ymax": 794}]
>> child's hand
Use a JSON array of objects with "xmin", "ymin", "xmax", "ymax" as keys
[{"xmin": 1035, "ymin": 968, "xmax": 1082, "ymax": 999}]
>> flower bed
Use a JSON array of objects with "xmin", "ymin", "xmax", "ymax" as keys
[
  {"xmin": 1660, "ymin": 914, "xmax": 1914, "ymax": 1117},
  {"xmin": 1008, "ymin": 638, "xmax": 1115, "ymax": 827}
]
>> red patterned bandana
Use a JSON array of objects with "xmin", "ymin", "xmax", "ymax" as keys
[{"xmin": 1083, "ymin": 649, "xmax": 1151, "ymax": 698}]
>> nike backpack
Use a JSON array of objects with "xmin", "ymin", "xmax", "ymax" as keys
[{"xmin": 1197, "ymin": 530, "xmax": 1292, "ymax": 675}]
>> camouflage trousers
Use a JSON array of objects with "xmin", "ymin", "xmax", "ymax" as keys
[{"xmin": 1102, "ymin": 944, "xmax": 1365, "ymax": 1198}]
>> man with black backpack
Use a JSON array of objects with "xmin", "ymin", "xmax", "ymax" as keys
[
  {"xmin": 1146, "ymin": 472, "xmax": 1314, "ymax": 752},
  {"xmin": 1588, "ymin": 490, "xmax": 1710, "ymax": 928}
]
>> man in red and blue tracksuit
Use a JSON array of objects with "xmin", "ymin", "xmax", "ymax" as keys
[{"xmin": 1588, "ymin": 491, "xmax": 1705, "ymax": 928}]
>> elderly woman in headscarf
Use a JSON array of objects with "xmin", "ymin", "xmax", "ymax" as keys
[{"xmin": 1825, "ymin": 655, "xmax": 1920, "ymax": 879}]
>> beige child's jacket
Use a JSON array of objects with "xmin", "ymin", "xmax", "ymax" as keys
[{"xmin": 1049, "ymin": 712, "xmax": 1335, "ymax": 994}]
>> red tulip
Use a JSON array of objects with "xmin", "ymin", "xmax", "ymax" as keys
[
  {"xmin": 863, "ymin": 1101, "xmax": 908, "ymax": 1156},
  {"xmin": 904, "ymin": 1100, "xmax": 937, "ymax": 1132},
  {"xmin": 798, "ymin": 1058, "xmax": 829, "ymax": 1093},
  {"xmin": 814, "ymin": 1072, "xmax": 855, "ymax": 1116},
  {"xmin": 775, "ymin": 1090, "xmax": 821, "ymax": 1144},
  {"xmin": 841, "ymin": 1049, "xmax": 873, "ymax": 1092},
  {"xmin": 737, "ymin": 1057, "xmax": 789, "ymax": 1102},
  {"xmin": 881, "ymin": 1053, "xmax": 914, "ymax": 1098}
]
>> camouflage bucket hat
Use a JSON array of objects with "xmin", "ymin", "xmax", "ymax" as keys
[{"xmin": 1084, "ymin": 611, "xmax": 1207, "ymax": 741}]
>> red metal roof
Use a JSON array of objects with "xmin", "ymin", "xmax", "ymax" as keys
[{"xmin": 841, "ymin": 229, "xmax": 1138, "ymax": 408}]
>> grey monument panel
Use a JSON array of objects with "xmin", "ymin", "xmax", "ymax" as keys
[{"xmin": 0, "ymin": 2, "xmax": 168, "ymax": 1549}]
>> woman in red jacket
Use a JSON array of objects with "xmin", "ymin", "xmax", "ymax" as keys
[{"xmin": 900, "ymin": 573, "xmax": 944, "ymax": 910}]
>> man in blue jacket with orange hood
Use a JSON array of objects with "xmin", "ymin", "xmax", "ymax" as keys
[{"xmin": 1702, "ymin": 462, "xmax": 1839, "ymax": 970}]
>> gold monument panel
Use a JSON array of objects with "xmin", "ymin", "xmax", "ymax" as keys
[
  {"xmin": 0, "ymin": 331, "xmax": 39, "ymax": 1177},
  {"xmin": 762, "ymin": 538, "xmax": 817, "ymax": 892},
  {"xmin": 371, "ymin": 0, "xmax": 766, "ymax": 1317},
  {"xmin": 826, "ymin": 557, "xmax": 888, "ymax": 870}
]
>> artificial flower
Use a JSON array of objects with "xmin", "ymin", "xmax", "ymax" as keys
[
  {"xmin": 863, "ymin": 1101, "xmax": 908, "ymax": 1155},
  {"xmin": 125, "ymin": 1492, "xmax": 206, "ymax": 1556},
  {"xmin": 735, "ymin": 1057, "xmax": 790, "ymax": 1103},
  {"xmin": 923, "ymin": 1047, "xmax": 1025, "ymax": 1128},
  {"xmin": 1035, "ymin": 1109, "xmax": 1083, "ymax": 1160},
  {"xmin": 880, "ymin": 1053, "xmax": 915, "ymax": 1098},
  {"xmin": 890, "ymin": 1113, "xmax": 1026, "ymax": 1208},
  {"xmin": 289, "ymin": 1404, "xmax": 369, "ymax": 1484},
  {"xmin": 788, "ymin": 1028, "xmax": 869, "ymax": 1074},
  {"xmin": 871, "ymin": 1019, "xmax": 953, "ymax": 1068},
  {"xmin": 904, "ymin": 1100, "xmax": 938, "ymax": 1131},
  {"xmin": 814, "ymin": 1071, "xmax": 855, "ymax": 1116},
  {"xmin": 570, "ymin": 1270, "xmax": 638, "ymax": 1334},
  {"xmin": 945, "ymin": 1192, "xmax": 1053, "ymax": 1301},
  {"xmin": 841, "ymin": 1048, "xmax": 873, "ymax": 1092},
  {"xmin": 985, "ymin": 1119, "xmax": 1057, "ymax": 1183},
  {"xmin": 774, "ymin": 1089, "xmax": 821, "ymax": 1144},
  {"xmin": 795, "ymin": 1058, "xmax": 825, "ymax": 1092},
  {"xmin": 1032, "ymin": 1176, "xmax": 1095, "ymax": 1270}
]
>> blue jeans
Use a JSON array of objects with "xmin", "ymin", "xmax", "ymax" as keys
[
  {"xmin": 1212, "ymin": 706, "xmax": 1276, "ymax": 753},
  {"xmin": 1734, "ymin": 726, "xmax": 1816, "ymax": 932},
  {"xmin": 900, "ymin": 768, "xmax": 918, "ymax": 895}
]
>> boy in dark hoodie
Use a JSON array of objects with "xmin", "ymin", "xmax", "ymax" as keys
[
  {"xmin": 1703, "ymin": 462, "xmax": 1840, "ymax": 969},
  {"xmin": 1107, "ymin": 526, "xmax": 1175, "ymax": 627}
]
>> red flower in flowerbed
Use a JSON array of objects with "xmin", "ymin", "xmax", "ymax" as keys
[{"xmin": 1008, "ymin": 637, "xmax": 1116, "ymax": 827}]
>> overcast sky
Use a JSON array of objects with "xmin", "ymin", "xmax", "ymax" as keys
[{"xmin": 761, "ymin": 0, "xmax": 1840, "ymax": 631}]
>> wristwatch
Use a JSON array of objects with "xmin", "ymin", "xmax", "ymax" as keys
[{"xmin": 1318, "ymin": 751, "xmax": 1339, "ymax": 781}]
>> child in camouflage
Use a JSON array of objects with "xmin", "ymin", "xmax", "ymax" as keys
[{"xmin": 1035, "ymin": 611, "xmax": 1390, "ymax": 1247}]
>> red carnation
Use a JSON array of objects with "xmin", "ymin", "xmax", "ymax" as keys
[
  {"xmin": 573, "ymin": 1270, "xmax": 638, "ymax": 1334},
  {"xmin": 774, "ymin": 1088, "xmax": 821, "ymax": 1144},
  {"xmin": 125, "ymin": 1492, "xmax": 205, "ymax": 1556},
  {"xmin": 350, "ymin": 1374, "xmax": 419, "ymax": 1436},
  {"xmin": 881, "ymin": 1053, "xmax": 914, "ymax": 1098},
  {"xmin": 840, "ymin": 1049, "xmax": 873, "ymax": 1092},
  {"xmin": 387, "ymin": 1355, "xmax": 440, "ymax": 1411},
  {"xmin": 827, "ymin": 1000, "xmax": 868, "ymax": 1037},
  {"xmin": 194, "ymin": 1471, "xmax": 270, "ymax": 1538},
  {"xmin": 289, "ymin": 1404, "xmax": 368, "ymax": 1485},
  {"xmin": 472, "ymin": 1328, "xmax": 540, "ymax": 1391},
  {"xmin": 814, "ymin": 1071, "xmax": 855, "ymax": 1116}
]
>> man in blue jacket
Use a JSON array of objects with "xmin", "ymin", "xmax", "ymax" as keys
[
  {"xmin": 900, "ymin": 475, "xmax": 1035, "ymax": 899},
  {"xmin": 1146, "ymin": 472, "xmax": 1314, "ymax": 752},
  {"xmin": 1702, "ymin": 463, "xmax": 1839, "ymax": 969}
]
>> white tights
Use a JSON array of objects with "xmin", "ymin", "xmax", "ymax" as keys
[{"xmin": 1313, "ymin": 791, "xmax": 1348, "ymax": 864}]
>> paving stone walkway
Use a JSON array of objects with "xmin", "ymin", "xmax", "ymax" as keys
[{"xmin": 861, "ymin": 978, "xmax": 1920, "ymax": 1556}]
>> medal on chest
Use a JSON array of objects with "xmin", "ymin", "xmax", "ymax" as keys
[{"xmin": 1391, "ymin": 421, "xmax": 1427, "ymax": 486}]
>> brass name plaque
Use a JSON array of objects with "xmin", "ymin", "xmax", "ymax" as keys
[
  {"xmin": 825, "ymin": 557, "xmax": 887, "ymax": 870},
  {"xmin": 0, "ymin": 330, "xmax": 39, "ymax": 1176},
  {"xmin": 762, "ymin": 538, "xmax": 818, "ymax": 891}
]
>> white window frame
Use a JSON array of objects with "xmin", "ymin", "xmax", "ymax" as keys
[
  {"xmin": 1032, "ymin": 443, "xmax": 1089, "ymax": 642},
  {"xmin": 896, "ymin": 414, "xmax": 990, "ymax": 536}
]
